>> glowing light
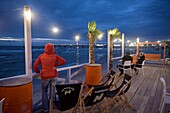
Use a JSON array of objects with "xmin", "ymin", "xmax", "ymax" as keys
[
  {"xmin": 127, "ymin": 40, "xmax": 130, "ymax": 43},
  {"xmin": 96, "ymin": 44, "xmax": 104, "ymax": 47},
  {"xmin": 137, "ymin": 37, "xmax": 139, "ymax": 43},
  {"xmin": 98, "ymin": 34, "xmax": 103, "ymax": 40},
  {"xmin": 0, "ymin": 37, "xmax": 22, "ymax": 41},
  {"xmin": 24, "ymin": 6, "xmax": 31, "ymax": 20},
  {"xmin": 157, "ymin": 40, "xmax": 160, "ymax": 43},
  {"xmin": 114, "ymin": 39, "xmax": 117, "ymax": 42},
  {"xmin": 75, "ymin": 35, "xmax": 80, "ymax": 42},
  {"xmin": 146, "ymin": 41, "xmax": 148, "ymax": 43},
  {"xmin": 129, "ymin": 42, "xmax": 135, "ymax": 47},
  {"xmin": 52, "ymin": 27, "xmax": 59, "ymax": 33}
]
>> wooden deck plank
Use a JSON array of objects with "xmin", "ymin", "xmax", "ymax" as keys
[{"xmin": 137, "ymin": 96, "xmax": 149, "ymax": 113}]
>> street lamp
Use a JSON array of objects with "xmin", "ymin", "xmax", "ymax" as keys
[
  {"xmin": 75, "ymin": 35, "xmax": 80, "ymax": 45},
  {"xmin": 24, "ymin": 7, "xmax": 31, "ymax": 20},
  {"xmin": 137, "ymin": 37, "xmax": 140, "ymax": 43},
  {"xmin": 52, "ymin": 27, "xmax": 59, "ymax": 33},
  {"xmin": 74, "ymin": 35, "xmax": 80, "ymax": 65},
  {"xmin": 136, "ymin": 37, "xmax": 140, "ymax": 55},
  {"xmin": 98, "ymin": 34, "xmax": 103, "ymax": 40},
  {"xmin": 127, "ymin": 40, "xmax": 130, "ymax": 43},
  {"xmin": 113, "ymin": 39, "xmax": 117, "ymax": 42},
  {"xmin": 24, "ymin": 6, "xmax": 32, "ymax": 78}
]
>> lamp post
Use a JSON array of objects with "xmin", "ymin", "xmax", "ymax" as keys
[
  {"xmin": 136, "ymin": 37, "xmax": 140, "ymax": 55},
  {"xmin": 75, "ymin": 35, "xmax": 80, "ymax": 64},
  {"xmin": 122, "ymin": 33, "xmax": 124, "ymax": 57},
  {"xmin": 24, "ymin": 6, "xmax": 32, "ymax": 78},
  {"xmin": 75, "ymin": 35, "xmax": 80, "ymax": 46}
]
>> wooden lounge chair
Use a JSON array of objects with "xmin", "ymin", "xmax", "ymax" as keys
[
  {"xmin": 79, "ymin": 85, "xmax": 110, "ymax": 113},
  {"xmin": 106, "ymin": 73, "xmax": 136, "ymax": 111},
  {"xmin": 54, "ymin": 81, "xmax": 84, "ymax": 113},
  {"xmin": 73, "ymin": 70, "xmax": 118, "ymax": 113}
]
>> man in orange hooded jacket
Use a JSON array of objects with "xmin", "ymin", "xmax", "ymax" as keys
[{"xmin": 34, "ymin": 43, "xmax": 66, "ymax": 112}]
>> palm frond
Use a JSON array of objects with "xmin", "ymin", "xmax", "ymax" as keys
[
  {"xmin": 109, "ymin": 28, "xmax": 121, "ymax": 39},
  {"xmin": 88, "ymin": 21, "xmax": 96, "ymax": 32}
]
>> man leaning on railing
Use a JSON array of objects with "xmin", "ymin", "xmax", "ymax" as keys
[{"xmin": 34, "ymin": 43, "xmax": 66, "ymax": 113}]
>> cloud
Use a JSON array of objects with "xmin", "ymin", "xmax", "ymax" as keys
[{"xmin": 0, "ymin": 0, "xmax": 170, "ymax": 43}]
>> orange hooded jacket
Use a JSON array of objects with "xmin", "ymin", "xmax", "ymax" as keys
[{"xmin": 34, "ymin": 43, "xmax": 66, "ymax": 80}]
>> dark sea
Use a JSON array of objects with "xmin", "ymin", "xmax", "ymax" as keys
[{"xmin": 0, "ymin": 45, "xmax": 165, "ymax": 79}]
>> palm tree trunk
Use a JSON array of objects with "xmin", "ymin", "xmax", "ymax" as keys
[
  {"xmin": 88, "ymin": 32, "xmax": 95, "ymax": 64},
  {"xmin": 109, "ymin": 37, "xmax": 113, "ymax": 70}
]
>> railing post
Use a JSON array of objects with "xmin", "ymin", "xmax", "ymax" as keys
[
  {"xmin": 67, "ymin": 68, "xmax": 71, "ymax": 81},
  {"xmin": 107, "ymin": 31, "xmax": 110, "ymax": 71},
  {"xmin": 164, "ymin": 42, "xmax": 166, "ymax": 65}
]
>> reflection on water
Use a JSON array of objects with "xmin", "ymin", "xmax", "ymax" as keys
[{"xmin": 76, "ymin": 45, "xmax": 79, "ymax": 65}]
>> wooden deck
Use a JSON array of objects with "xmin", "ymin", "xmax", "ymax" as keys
[
  {"xmin": 109, "ymin": 63, "xmax": 170, "ymax": 113},
  {"xmin": 33, "ymin": 60, "xmax": 170, "ymax": 113}
]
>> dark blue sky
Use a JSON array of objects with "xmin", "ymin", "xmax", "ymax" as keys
[{"xmin": 0, "ymin": 0, "xmax": 170, "ymax": 44}]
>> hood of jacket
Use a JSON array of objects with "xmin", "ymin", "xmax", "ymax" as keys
[{"xmin": 44, "ymin": 43, "xmax": 55, "ymax": 54}]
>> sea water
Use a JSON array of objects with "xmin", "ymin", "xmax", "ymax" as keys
[{"xmin": 0, "ymin": 45, "xmax": 164, "ymax": 79}]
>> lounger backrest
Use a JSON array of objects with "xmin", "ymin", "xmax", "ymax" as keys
[
  {"xmin": 107, "ymin": 74, "xmax": 132, "ymax": 97},
  {"xmin": 84, "ymin": 85, "xmax": 110, "ymax": 107},
  {"xmin": 55, "ymin": 82, "xmax": 82, "ymax": 111}
]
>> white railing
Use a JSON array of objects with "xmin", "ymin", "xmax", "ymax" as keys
[
  {"xmin": 112, "ymin": 56, "xmax": 122, "ymax": 60},
  {"xmin": 0, "ymin": 63, "xmax": 88, "ymax": 81},
  {"xmin": 57, "ymin": 63, "xmax": 88, "ymax": 81},
  {"xmin": 1, "ymin": 53, "xmax": 137, "ymax": 81},
  {"xmin": 0, "ymin": 54, "xmax": 137, "ymax": 81}
]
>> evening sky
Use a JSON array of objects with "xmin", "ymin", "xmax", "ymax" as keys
[{"xmin": 0, "ymin": 0, "xmax": 170, "ymax": 44}]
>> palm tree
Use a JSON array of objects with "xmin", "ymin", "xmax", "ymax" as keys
[
  {"xmin": 108, "ymin": 28, "xmax": 121, "ymax": 70},
  {"xmin": 88, "ymin": 21, "xmax": 103, "ymax": 64}
]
